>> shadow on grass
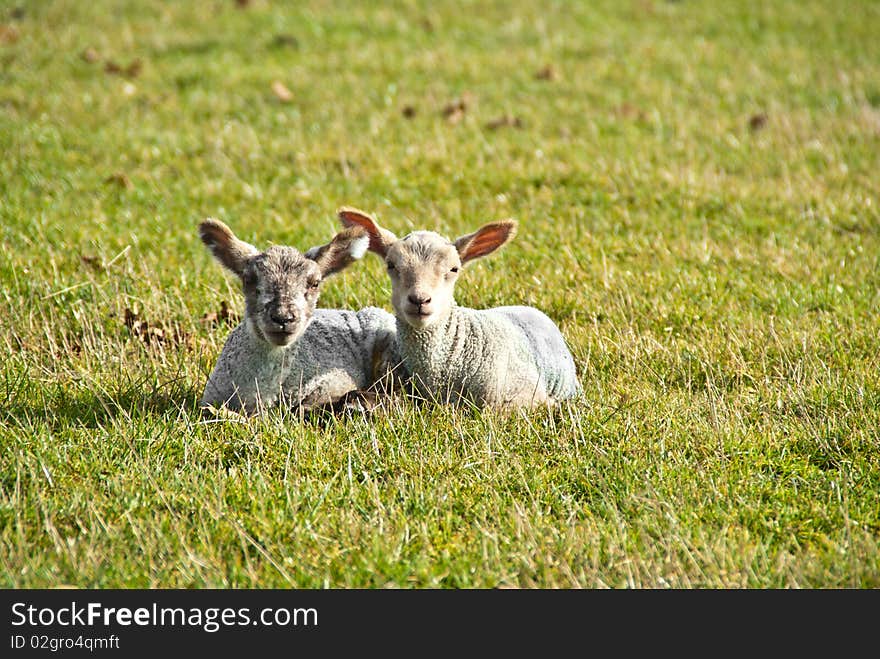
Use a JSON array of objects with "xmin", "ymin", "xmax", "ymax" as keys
[
  {"xmin": 4, "ymin": 377, "xmax": 593, "ymax": 436},
  {"xmin": 2, "ymin": 379, "xmax": 202, "ymax": 432}
]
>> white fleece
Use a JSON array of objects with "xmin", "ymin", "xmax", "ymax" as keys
[
  {"xmin": 201, "ymin": 306, "xmax": 404, "ymax": 414},
  {"xmin": 397, "ymin": 303, "xmax": 581, "ymax": 408}
]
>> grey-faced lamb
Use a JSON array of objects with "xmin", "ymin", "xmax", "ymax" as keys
[
  {"xmin": 199, "ymin": 218, "xmax": 403, "ymax": 415},
  {"xmin": 337, "ymin": 207, "xmax": 581, "ymax": 409}
]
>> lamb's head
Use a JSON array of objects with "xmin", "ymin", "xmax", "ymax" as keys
[
  {"xmin": 199, "ymin": 218, "xmax": 368, "ymax": 347},
  {"xmin": 337, "ymin": 207, "xmax": 516, "ymax": 329}
]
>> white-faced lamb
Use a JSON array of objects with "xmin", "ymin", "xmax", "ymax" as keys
[
  {"xmin": 198, "ymin": 218, "xmax": 403, "ymax": 415},
  {"xmin": 336, "ymin": 207, "xmax": 581, "ymax": 409}
]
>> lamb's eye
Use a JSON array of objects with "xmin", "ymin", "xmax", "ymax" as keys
[
  {"xmin": 308, "ymin": 279, "xmax": 320, "ymax": 290},
  {"xmin": 386, "ymin": 261, "xmax": 396, "ymax": 271},
  {"xmin": 450, "ymin": 267, "xmax": 459, "ymax": 274}
]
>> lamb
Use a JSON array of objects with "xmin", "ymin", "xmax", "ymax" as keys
[
  {"xmin": 336, "ymin": 207, "xmax": 582, "ymax": 409},
  {"xmin": 198, "ymin": 218, "xmax": 403, "ymax": 416}
]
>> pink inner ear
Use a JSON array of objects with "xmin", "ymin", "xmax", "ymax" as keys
[
  {"xmin": 338, "ymin": 210, "xmax": 375, "ymax": 231},
  {"xmin": 338, "ymin": 209, "xmax": 391, "ymax": 255},
  {"xmin": 200, "ymin": 224, "xmax": 231, "ymax": 250},
  {"xmin": 367, "ymin": 232, "xmax": 388, "ymax": 255},
  {"xmin": 462, "ymin": 224, "xmax": 514, "ymax": 261}
]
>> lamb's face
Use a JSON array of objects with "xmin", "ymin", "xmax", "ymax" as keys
[
  {"xmin": 200, "ymin": 218, "xmax": 368, "ymax": 348},
  {"xmin": 336, "ymin": 207, "xmax": 516, "ymax": 330},
  {"xmin": 385, "ymin": 231, "xmax": 461, "ymax": 329},
  {"xmin": 241, "ymin": 246, "xmax": 323, "ymax": 347}
]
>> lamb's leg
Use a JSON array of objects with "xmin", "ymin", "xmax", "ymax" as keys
[{"xmin": 296, "ymin": 369, "xmax": 362, "ymax": 410}]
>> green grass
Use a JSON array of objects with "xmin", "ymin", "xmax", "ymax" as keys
[{"xmin": 1, "ymin": 0, "xmax": 878, "ymax": 588}]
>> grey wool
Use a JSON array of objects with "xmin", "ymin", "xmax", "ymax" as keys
[
  {"xmin": 198, "ymin": 218, "xmax": 403, "ymax": 415},
  {"xmin": 337, "ymin": 208, "xmax": 582, "ymax": 409}
]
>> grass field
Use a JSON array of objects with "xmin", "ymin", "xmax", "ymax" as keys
[{"xmin": 1, "ymin": 0, "xmax": 878, "ymax": 588}]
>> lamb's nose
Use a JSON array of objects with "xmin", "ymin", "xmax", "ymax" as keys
[
  {"xmin": 271, "ymin": 313, "xmax": 295, "ymax": 326},
  {"xmin": 408, "ymin": 293, "xmax": 431, "ymax": 306}
]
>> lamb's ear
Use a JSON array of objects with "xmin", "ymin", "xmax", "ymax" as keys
[
  {"xmin": 199, "ymin": 218, "xmax": 260, "ymax": 277},
  {"xmin": 337, "ymin": 207, "xmax": 397, "ymax": 258},
  {"xmin": 304, "ymin": 226, "xmax": 370, "ymax": 278},
  {"xmin": 454, "ymin": 220, "xmax": 517, "ymax": 264}
]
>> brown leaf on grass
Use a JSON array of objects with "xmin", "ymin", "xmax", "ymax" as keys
[
  {"xmin": 80, "ymin": 47, "xmax": 100, "ymax": 63},
  {"xmin": 200, "ymin": 300, "xmax": 239, "ymax": 328},
  {"xmin": 615, "ymin": 103, "xmax": 647, "ymax": 121},
  {"xmin": 104, "ymin": 58, "xmax": 142, "ymax": 78},
  {"xmin": 0, "ymin": 24, "xmax": 20, "ymax": 45},
  {"xmin": 147, "ymin": 326, "xmax": 166, "ymax": 343},
  {"xmin": 125, "ymin": 58, "xmax": 142, "ymax": 78},
  {"xmin": 485, "ymin": 114, "xmax": 523, "ymax": 130},
  {"xmin": 80, "ymin": 255, "xmax": 104, "ymax": 271},
  {"xmin": 534, "ymin": 65, "xmax": 558, "ymax": 81},
  {"xmin": 420, "ymin": 18, "xmax": 435, "ymax": 33},
  {"xmin": 105, "ymin": 173, "xmax": 132, "ymax": 189},
  {"xmin": 271, "ymin": 80, "xmax": 294, "ymax": 103},
  {"xmin": 200, "ymin": 311, "xmax": 218, "ymax": 327},
  {"xmin": 444, "ymin": 106, "xmax": 465, "ymax": 124},
  {"xmin": 124, "ymin": 307, "xmax": 140, "ymax": 328},
  {"xmin": 748, "ymin": 113, "xmax": 768, "ymax": 131},
  {"xmin": 270, "ymin": 33, "xmax": 299, "ymax": 49},
  {"xmin": 218, "ymin": 300, "xmax": 237, "ymax": 324},
  {"xmin": 442, "ymin": 98, "xmax": 466, "ymax": 116},
  {"xmin": 401, "ymin": 104, "xmax": 417, "ymax": 118},
  {"xmin": 124, "ymin": 307, "xmax": 147, "ymax": 339},
  {"xmin": 442, "ymin": 92, "xmax": 473, "ymax": 123},
  {"xmin": 125, "ymin": 307, "xmax": 192, "ymax": 348},
  {"xmin": 170, "ymin": 325, "xmax": 193, "ymax": 348},
  {"xmin": 235, "ymin": 0, "xmax": 252, "ymax": 7}
]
